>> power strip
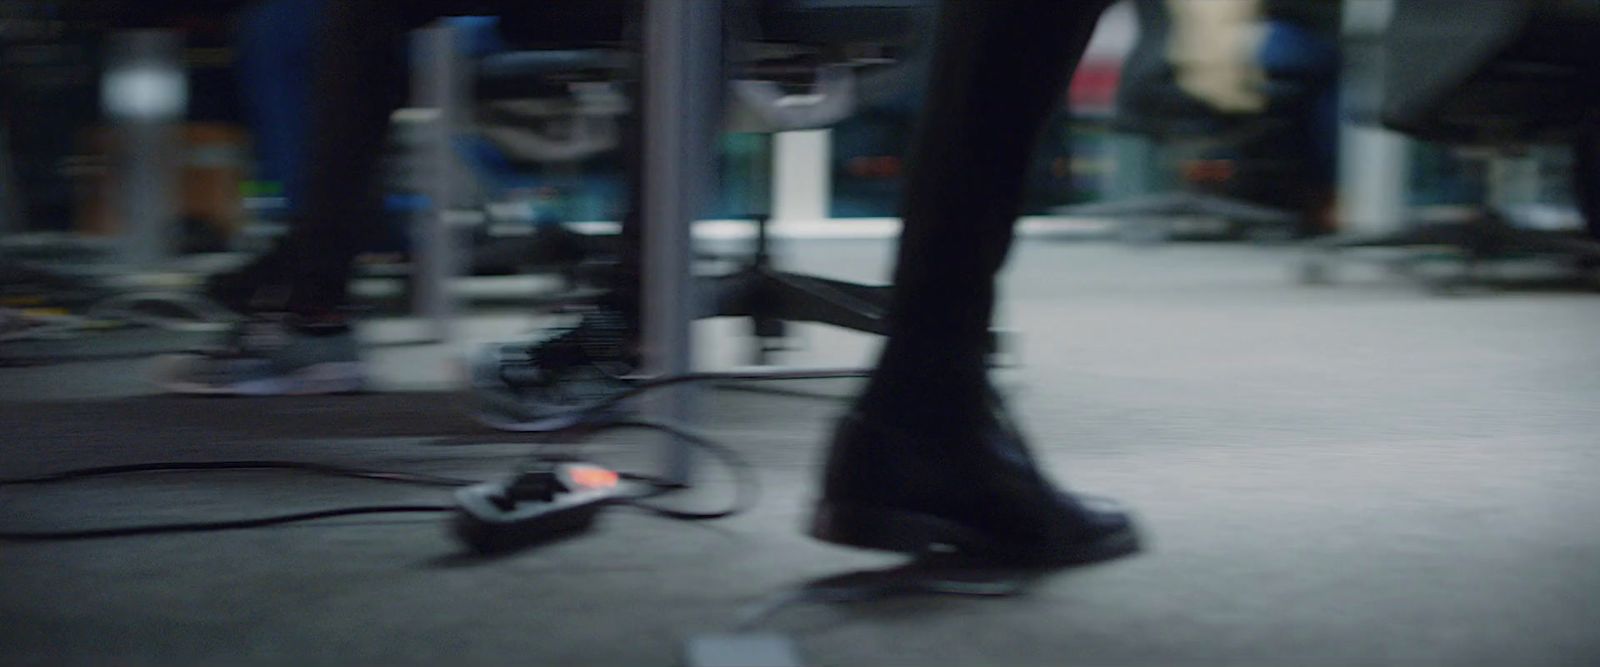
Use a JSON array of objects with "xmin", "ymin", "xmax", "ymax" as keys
[{"xmin": 451, "ymin": 460, "xmax": 624, "ymax": 553}]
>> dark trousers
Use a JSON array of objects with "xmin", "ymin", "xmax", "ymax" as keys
[
  {"xmin": 869, "ymin": 0, "xmax": 1110, "ymax": 403},
  {"xmin": 283, "ymin": 0, "xmax": 641, "ymax": 318}
]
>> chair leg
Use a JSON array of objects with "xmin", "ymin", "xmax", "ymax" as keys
[
  {"xmin": 1300, "ymin": 220, "xmax": 1474, "ymax": 285},
  {"xmin": 1493, "ymin": 228, "xmax": 1600, "ymax": 262},
  {"xmin": 765, "ymin": 271, "xmax": 892, "ymax": 312},
  {"xmin": 1299, "ymin": 212, "xmax": 1600, "ymax": 288},
  {"xmin": 748, "ymin": 270, "xmax": 890, "ymax": 335},
  {"xmin": 1312, "ymin": 220, "xmax": 1482, "ymax": 250}
]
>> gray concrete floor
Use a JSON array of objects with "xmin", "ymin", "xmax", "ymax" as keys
[{"xmin": 3, "ymin": 240, "xmax": 1599, "ymax": 666}]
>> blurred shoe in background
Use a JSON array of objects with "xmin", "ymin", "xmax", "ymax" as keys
[
  {"xmin": 472, "ymin": 307, "xmax": 637, "ymax": 431},
  {"xmin": 154, "ymin": 314, "xmax": 366, "ymax": 396}
]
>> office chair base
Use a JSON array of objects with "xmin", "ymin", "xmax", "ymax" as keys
[
  {"xmin": 1300, "ymin": 214, "xmax": 1600, "ymax": 292},
  {"xmin": 1055, "ymin": 191, "xmax": 1301, "ymax": 244}
]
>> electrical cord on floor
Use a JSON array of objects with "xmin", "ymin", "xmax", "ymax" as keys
[
  {"xmin": 0, "ymin": 460, "xmax": 479, "ymax": 488},
  {"xmin": 483, "ymin": 367, "xmax": 870, "ymax": 434},
  {"xmin": 571, "ymin": 418, "xmax": 759, "ymax": 521},
  {"xmin": 0, "ymin": 369, "xmax": 851, "ymax": 541},
  {"xmin": 0, "ymin": 460, "xmax": 477, "ymax": 542},
  {"xmin": 0, "ymin": 505, "xmax": 455, "ymax": 542},
  {"xmin": 483, "ymin": 364, "xmax": 870, "ymax": 431},
  {"xmin": 477, "ymin": 368, "xmax": 868, "ymax": 522}
]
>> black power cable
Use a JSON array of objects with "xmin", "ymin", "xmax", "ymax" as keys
[
  {"xmin": 579, "ymin": 418, "xmax": 759, "ymax": 521},
  {"xmin": 0, "ymin": 505, "xmax": 454, "ymax": 542},
  {"xmin": 0, "ymin": 460, "xmax": 476, "ymax": 542},
  {"xmin": 484, "ymin": 367, "xmax": 870, "ymax": 433},
  {"xmin": 0, "ymin": 460, "xmax": 478, "ymax": 488},
  {"xmin": 0, "ymin": 369, "xmax": 857, "ymax": 541}
]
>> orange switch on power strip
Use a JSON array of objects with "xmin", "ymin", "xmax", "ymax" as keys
[{"xmin": 566, "ymin": 465, "xmax": 620, "ymax": 490}]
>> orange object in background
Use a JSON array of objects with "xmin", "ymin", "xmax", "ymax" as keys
[
  {"xmin": 74, "ymin": 122, "xmax": 248, "ymax": 246},
  {"xmin": 845, "ymin": 155, "xmax": 903, "ymax": 180},
  {"xmin": 1181, "ymin": 158, "xmax": 1237, "ymax": 185}
]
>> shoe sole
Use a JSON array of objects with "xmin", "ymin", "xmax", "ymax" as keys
[
  {"xmin": 155, "ymin": 358, "xmax": 368, "ymax": 396},
  {"xmin": 809, "ymin": 501, "xmax": 1141, "ymax": 567}
]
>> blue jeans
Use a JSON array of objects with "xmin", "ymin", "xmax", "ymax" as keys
[{"xmin": 235, "ymin": 0, "xmax": 324, "ymax": 217}]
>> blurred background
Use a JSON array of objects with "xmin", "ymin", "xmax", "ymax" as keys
[
  {"xmin": 2, "ymin": 1, "xmax": 1594, "ymax": 325},
  {"xmin": 3, "ymin": 1, "xmax": 1599, "ymax": 665}
]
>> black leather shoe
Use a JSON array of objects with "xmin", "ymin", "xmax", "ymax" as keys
[{"xmin": 809, "ymin": 392, "xmax": 1141, "ymax": 567}]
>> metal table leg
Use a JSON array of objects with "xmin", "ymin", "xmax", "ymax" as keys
[
  {"xmin": 410, "ymin": 24, "xmax": 464, "ymax": 344},
  {"xmin": 642, "ymin": 0, "xmax": 721, "ymax": 486}
]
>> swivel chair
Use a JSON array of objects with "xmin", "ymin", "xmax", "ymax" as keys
[
  {"xmin": 1055, "ymin": 0, "xmax": 1323, "ymax": 242},
  {"xmin": 468, "ymin": 0, "xmax": 943, "ymax": 364},
  {"xmin": 432, "ymin": 7, "xmax": 635, "ymax": 282},
  {"xmin": 704, "ymin": 0, "xmax": 935, "ymax": 363},
  {"xmin": 1302, "ymin": 0, "xmax": 1600, "ymax": 290}
]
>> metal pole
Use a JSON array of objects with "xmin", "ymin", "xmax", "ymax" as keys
[
  {"xmin": 772, "ymin": 129, "xmax": 831, "ymax": 221},
  {"xmin": 1336, "ymin": 0, "xmax": 1410, "ymax": 235},
  {"xmin": 410, "ymin": 24, "xmax": 463, "ymax": 343},
  {"xmin": 104, "ymin": 30, "xmax": 185, "ymax": 268},
  {"xmin": 642, "ymin": 0, "xmax": 720, "ymax": 486}
]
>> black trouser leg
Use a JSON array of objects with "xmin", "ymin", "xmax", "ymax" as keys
[
  {"xmin": 864, "ymin": 0, "xmax": 1111, "ymax": 416},
  {"xmin": 278, "ymin": 0, "xmax": 444, "ymax": 315},
  {"xmin": 283, "ymin": 0, "xmax": 647, "ymax": 324}
]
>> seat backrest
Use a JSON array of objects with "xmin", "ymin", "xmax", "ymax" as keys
[
  {"xmin": 1380, "ymin": 0, "xmax": 1600, "ymax": 145},
  {"xmin": 471, "ymin": 0, "xmax": 935, "ymax": 160},
  {"xmin": 480, "ymin": 0, "xmax": 933, "ymax": 132},
  {"xmin": 726, "ymin": 0, "xmax": 936, "ymax": 132}
]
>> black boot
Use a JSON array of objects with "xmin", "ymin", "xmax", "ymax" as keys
[{"xmin": 809, "ymin": 388, "xmax": 1140, "ymax": 567}]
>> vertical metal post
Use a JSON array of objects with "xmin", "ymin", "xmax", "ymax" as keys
[
  {"xmin": 1107, "ymin": 134, "xmax": 1157, "ymax": 201},
  {"xmin": 1484, "ymin": 154, "xmax": 1539, "ymax": 213},
  {"xmin": 410, "ymin": 24, "xmax": 463, "ymax": 343},
  {"xmin": 104, "ymin": 30, "xmax": 186, "ymax": 268},
  {"xmin": 1336, "ymin": 0, "xmax": 1410, "ymax": 235},
  {"xmin": 643, "ymin": 0, "xmax": 720, "ymax": 486},
  {"xmin": 772, "ymin": 129, "xmax": 831, "ymax": 221}
]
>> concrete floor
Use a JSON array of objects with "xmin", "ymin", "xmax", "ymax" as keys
[{"xmin": 3, "ymin": 240, "xmax": 1599, "ymax": 666}]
